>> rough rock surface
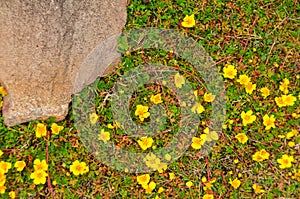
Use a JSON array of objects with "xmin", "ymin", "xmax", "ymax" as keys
[{"xmin": 0, "ymin": 0, "xmax": 127, "ymax": 126}]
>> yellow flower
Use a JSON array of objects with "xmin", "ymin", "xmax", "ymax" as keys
[
  {"xmin": 0, "ymin": 185, "xmax": 6, "ymax": 194},
  {"xmin": 288, "ymin": 141, "xmax": 295, "ymax": 147},
  {"xmin": 33, "ymin": 159, "xmax": 48, "ymax": 171},
  {"xmin": 89, "ymin": 113, "xmax": 99, "ymax": 125},
  {"xmin": 150, "ymin": 94, "xmax": 163, "ymax": 104},
  {"xmin": 244, "ymin": 82, "xmax": 256, "ymax": 94},
  {"xmin": 292, "ymin": 168, "xmax": 300, "ymax": 182},
  {"xmin": 252, "ymin": 184, "xmax": 265, "ymax": 194},
  {"xmin": 229, "ymin": 178, "xmax": 241, "ymax": 189},
  {"xmin": 275, "ymin": 96, "xmax": 286, "ymax": 107},
  {"xmin": 263, "ymin": 114, "xmax": 275, "ymax": 130},
  {"xmin": 164, "ymin": 154, "xmax": 171, "ymax": 161},
  {"xmin": 203, "ymin": 92, "xmax": 215, "ymax": 102},
  {"xmin": 51, "ymin": 123, "xmax": 64, "ymax": 135},
  {"xmin": 181, "ymin": 14, "xmax": 196, "ymax": 28},
  {"xmin": 235, "ymin": 133, "xmax": 248, "ymax": 144},
  {"xmin": 107, "ymin": 122, "xmax": 120, "ymax": 129},
  {"xmin": 30, "ymin": 170, "xmax": 48, "ymax": 185},
  {"xmin": 142, "ymin": 181, "xmax": 156, "ymax": 193},
  {"xmin": 282, "ymin": 94, "xmax": 296, "ymax": 106},
  {"xmin": 135, "ymin": 105, "xmax": 150, "ymax": 122},
  {"xmin": 157, "ymin": 162, "xmax": 167, "ymax": 173},
  {"xmin": 260, "ymin": 87, "xmax": 270, "ymax": 98},
  {"xmin": 143, "ymin": 153, "xmax": 160, "ymax": 170},
  {"xmin": 169, "ymin": 172, "xmax": 175, "ymax": 180},
  {"xmin": 191, "ymin": 135, "xmax": 206, "ymax": 149},
  {"xmin": 204, "ymin": 179, "xmax": 216, "ymax": 190},
  {"xmin": 98, "ymin": 129, "xmax": 110, "ymax": 143},
  {"xmin": 35, "ymin": 123, "xmax": 47, "ymax": 138},
  {"xmin": 0, "ymin": 161, "xmax": 11, "ymax": 174},
  {"xmin": 201, "ymin": 176, "xmax": 207, "ymax": 183},
  {"xmin": 138, "ymin": 137, "xmax": 154, "ymax": 150},
  {"xmin": 279, "ymin": 78, "xmax": 289, "ymax": 94},
  {"xmin": 9, "ymin": 191, "xmax": 16, "ymax": 199},
  {"xmin": 191, "ymin": 102, "xmax": 205, "ymax": 114},
  {"xmin": 278, "ymin": 135, "xmax": 285, "ymax": 139},
  {"xmin": 252, "ymin": 149, "xmax": 269, "ymax": 162},
  {"xmin": 14, "ymin": 161, "xmax": 26, "ymax": 172},
  {"xmin": 0, "ymin": 86, "xmax": 7, "ymax": 96},
  {"xmin": 203, "ymin": 128, "xmax": 219, "ymax": 142},
  {"xmin": 259, "ymin": 149, "xmax": 270, "ymax": 160},
  {"xmin": 237, "ymin": 74, "xmax": 251, "ymax": 85},
  {"xmin": 277, "ymin": 154, "xmax": 294, "ymax": 169},
  {"xmin": 0, "ymin": 150, "xmax": 3, "ymax": 157},
  {"xmin": 70, "ymin": 160, "xmax": 89, "ymax": 176},
  {"xmin": 223, "ymin": 64, "xmax": 237, "ymax": 79},
  {"xmin": 107, "ymin": 124, "xmax": 114, "ymax": 129},
  {"xmin": 286, "ymin": 129, "xmax": 298, "ymax": 139},
  {"xmin": 186, "ymin": 181, "xmax": 193, "ymax": 188},
  {"xmin": 241, "ymin": 110, "xmax": 256, "ymax": 126},
  {"xmin": 203, "ymin": 194, "xmax": 214, "ymax": 199},
  {"xmin": 137, "ymin": 174, "xmax": 150, "ymax": 185},
  {"xmin": 234, "ymin": 159, "xmax": 239, "ymax": 164},
  {"xmin": 252, "ymin": 151, "xmax": 263, "ymax": 162},
  {"xmin": 157, "ymin": 187, "xmax": 165, "ymax": 193},
  {"xmin": 174, "ymin": 73, "xmax": 185, "ymax": 88},
  {"xmin": 0, "ymin": 172, "xmax": 6, "ymax": 186}
]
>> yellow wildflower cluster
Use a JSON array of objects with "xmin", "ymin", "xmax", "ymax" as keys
[
  {"xmin": 279, "ymin": 78, "xmax": 289, "ymax": 94},
  {"xmin": 0, "ymin": 160, "xmax": 11, "ymax": 194},
  {"xmin": 191, "ymin": 127, "xmax": 218, "ymax": 150},
  {"xmin": 275, "ymin": 94, "xmax": 296, "ymax": 107},
  {"xmin": 292, "ymin": 168, "xmax": 300, "ymax": 182},
  {"xmin": 70, "ymin": 160, "xmax": 89, "ymax": 176},
  {"xmin": 30, "ymin": 159, "xmax": 48, "ymax": 185},
  {"xmin": 0, "ymin": 151, "xmax": 26, "ymax": 195},
  {"xmin": 236, "ymin": 74, "xmax": 256, "ymax": 94},
  {"xmin": 191, "ymin": 90, "xmax": 205, "ymax": 114},
  {"xmin": 35, "ymin": 122, "xmax": 64, "ymax": 138},
  {"xmin": 252, "ymin": 149, "xmax": 270, "ymax": 162},
  {"xmin": 136, "ymin": 174, "xmax": 156, "ymax": 193}
]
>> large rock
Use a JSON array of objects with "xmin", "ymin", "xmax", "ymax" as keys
[{"xmin": 0, "ymin": 0, "xmax": 127, "ymax": 126}]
